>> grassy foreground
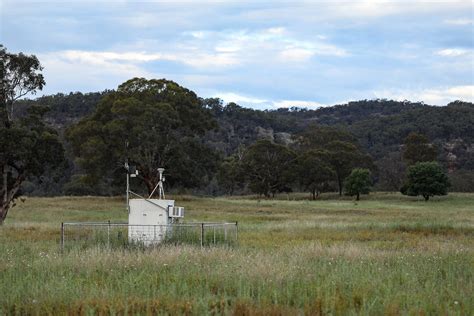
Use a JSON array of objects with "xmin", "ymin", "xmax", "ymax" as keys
[{"xmin": 1, "ymin": 193, "xmax": 473, "ymax": 315}]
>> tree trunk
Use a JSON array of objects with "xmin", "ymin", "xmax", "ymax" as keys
[
  {"xmin": 145, "ymin": 180, "xmax": 154, "ymax": 196},
  {"xmin": 3, "ymin": 100, "xmax": 13, "ymax": 127},
  {"xmin": 141, "ymin": 174, "xmax": 157, "ymax": 196},
  {"xmin": 424, "ymin": 195, "xmax": 429, "ymax": 201},
  {"xmin": 0, "ymin": 203, "xmax": 9, "ymax": 225},
  {"xmin": 0, "ymin": 166, "xmax": 8, "ymax": 225},
  {"xmin": 312, "ymin": 189, "xmax": 316, "ymax": 200},
  {"xmin": 356, "ymin": 193, "xmax": 360, "ymax": 201},
  {"xmin": 0, "ymin": 170, "xmax": 24, "ymax": 225},
  {"xmin": 3, "ymin": 165, "xmax": 7, "ymax": 204},
  {"xmin": 338, "ymin": 174, "xmax": 343, "ymax": 196}
]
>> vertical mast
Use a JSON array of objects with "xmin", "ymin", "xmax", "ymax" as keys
[
  {"xmin": 125, "ymin": 141, "xmax": 130, "ymax": 213},
  {"xmin": 158, "ymin": 168, "xmax": 165, "ymax": 199},
  {"xmin": 125, "ymin": 161, "xmax": 130, "ymax": 213}
]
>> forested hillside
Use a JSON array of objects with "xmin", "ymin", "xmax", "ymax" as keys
[
  {"xmin": 15, "ymin": 90, "xmax": 474, "ymax": 195},
  {"xmin": 14, "ymin": 92, "xmax": 108, "ymax": 127}
]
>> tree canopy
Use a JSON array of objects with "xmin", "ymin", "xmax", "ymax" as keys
[
  {"xmin": 401, "ymin": 162, "xmax": 450, "ymax": 201},
  {"xmin": 1, "ymin": 45, "xmax": 45, "ymax": 124},
  {"xmin": 0, "ymin": 46, "xmax": 65, "ymax": 223},
  {"xmin": 66, "ymin": 78, "xmax": 218, "ymax": 195},
  {"xmin": 7, "ymin": 75, "xmax": 474, "ymax": 196},
  {"xmin": 295, "ymin": 125, "xmax": 373, "ymax": 195},
  {"xmin": 241, "ymin": 140, "xmax": 296, "ymax": 197},
  {"xmin": 295, "ymin": 150, "xmax": 335, "ymax": 200},
  {"xmin": 344, "ymin": 168, "xmax": 372, "ymax": 200}
]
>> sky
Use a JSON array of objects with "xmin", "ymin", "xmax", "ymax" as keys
[{"xmin": 1, "ymin": 0, "xmax": 473, "ymax": 109}]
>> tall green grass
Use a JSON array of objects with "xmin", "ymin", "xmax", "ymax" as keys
[{"xmin": 1, "ymin": 193, "xmax": 473, "ymax": 315}]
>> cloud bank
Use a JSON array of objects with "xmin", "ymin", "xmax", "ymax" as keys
[{"xmin": 2, "ymin": 0, "xmax": 473, "ymax": 108}]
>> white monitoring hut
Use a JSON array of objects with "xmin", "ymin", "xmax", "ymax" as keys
[
  {"xmin": 126, "ymin": 166, "xmax": 184, "ymax": 245},
  {"xmin": 60, "ymin": 165, "xmax": 238, "ymax": 250}
]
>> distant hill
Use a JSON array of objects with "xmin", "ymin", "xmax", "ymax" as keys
[
  {"xmin": 15, "ymin": 91, "xmax": 109, "ymax": 128},
  {"xmin": 16, "ymin": 93, "xmax": 474, "ymax": 193}
]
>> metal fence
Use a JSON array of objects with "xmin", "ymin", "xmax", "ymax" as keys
[{"xmin": 60, "ymin": 221, "xmax": 238, "ymax": 251}]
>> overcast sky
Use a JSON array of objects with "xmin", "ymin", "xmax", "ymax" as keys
[{"xmin": 1, "ymin": 0, "xmax": 473, "ymax": 108}]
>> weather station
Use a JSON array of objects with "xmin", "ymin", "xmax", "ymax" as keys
[
  {"xmin": 125, "ymin": 164, "xmax": 185, "ymax": 245},
  {"xmin": 60, "ymin": 162, "xmax": 237, "ymax": 251}
]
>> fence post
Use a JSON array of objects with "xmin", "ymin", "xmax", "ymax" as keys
[
  {"xmin": 60, "ymin": 222, "xmax": 64, "ymax": 253},
  {"xmin": 213, "ymin": 225, "xmax": 216, "ymax": 244},
  {"xmin": 236, "ymin": 221, "xmax": 238, "ymax": 245},
  {"xmin": 201, "ymin": 223, "xmax": 204, "ymax": 248},
  {"xmin": 107, "ymin": 220, "xmax": 110, "ymax": 249}
]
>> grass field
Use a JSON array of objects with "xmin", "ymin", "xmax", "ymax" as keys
[{"xmin": 1, "ymin": 193, "xmax": 473, "ymax": 315}]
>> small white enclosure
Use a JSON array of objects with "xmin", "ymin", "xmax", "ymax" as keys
[{"xmin": 128, "ymin": 199, "xmax": 177, "ymax": 244}]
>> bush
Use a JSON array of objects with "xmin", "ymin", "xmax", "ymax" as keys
[{"xmin": 344, "ymin": 168, "xmax": 372, "ymax": 200}]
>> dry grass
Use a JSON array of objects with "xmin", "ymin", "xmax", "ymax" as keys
[{"xmin": 0, "ymin": 192, "xmax": 473, "ymax": 315}]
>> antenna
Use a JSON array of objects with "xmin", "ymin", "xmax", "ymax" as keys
[
  {"xmin": 148, "ymin": 168, "xmax": 166, "ymax": 199},
  {"xmin": 125, "ymin": 140, "xmax": 129, "ymax": 213},
  {"xmin": 125, "ymin": 161, "xmax": 130, "ymax": 213}
]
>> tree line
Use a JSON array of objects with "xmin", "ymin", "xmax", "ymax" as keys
[
  {"xmin": 218, "ymin": 125, "xmax": 373, "ymax": 199},
  {"xmin": 63, "ymin": 77, "xmax": 379, "ymax": 199},
  {"xmin": 12, "ymin": 82, "xmax": 474, "ymax": 194},
  {"xmin": 217, "ymin": 128, "xmax": 449, "ymax": 201},
  {"xmin": 0, "ymin": 46, "xmax": 460, "ymax": 222}
]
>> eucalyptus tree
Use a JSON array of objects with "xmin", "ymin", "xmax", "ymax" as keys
[
  {"xmin": 67, "ymin": 78, "xmax": 218, "ymax": 194},
  {"xmin": 295, "ymin": 125, "xmax": 373, "ymax": 195},
  {"xmin": 241, "ymin": 140, "xmax": 296, "ymax": 198},
  {"xmin": 295, "ymin": 150, "xmax": 335, "ymax": 200},
  {"xmin": 0, "ymin": 45, "xmax": 65, "ymax": 224},
  {"xmin": 1, "ymin": 45, "xmax": 45, "ymax": 125}
]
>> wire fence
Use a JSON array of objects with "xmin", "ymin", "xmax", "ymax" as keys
[{"xmin": 60, "ymin": 221, "xmax": 238, "ymax": 251}]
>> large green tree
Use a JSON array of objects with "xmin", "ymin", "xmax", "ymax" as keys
[
  {"xmin": 295, "ymin": 150, "xmax": 335, "ymax": 200},
  {"xmin": 0, "ymin": 46, "xmax": 65, "ymax": 224},
  {"xmin": 296, "ymin": 125, "xmax": 373, "ymax": 195},
  {"xmin": 241, "ymin": 140, "xmax": 296, "ymax": 197},
  {"xmin": 1, "ymin": 45, "xmax": 45, "ymax": 125},
  {"xmin": 67, "ymin": 78, "xmax": 218, "ymax": 194},
  {"xmin": 326, "ymin": 141, "xmax": 372, "ymax": 196},
  {"xmin": 401, "ymin": 162, "xmax": 450, "ymax": 201}
]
